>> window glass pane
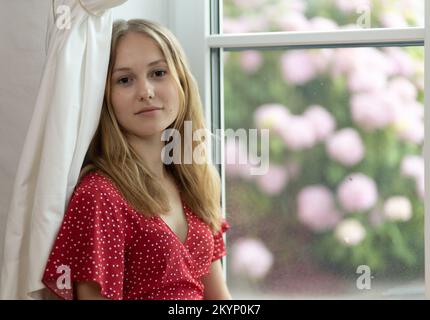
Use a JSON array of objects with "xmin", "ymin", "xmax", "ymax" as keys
[
  {"xmin": 223, "ymin": 45, "xmax": 425, "ymax": 299},
  {"xmin": 222, "ymin": 0, "xmax": 424, "ymax": 34}
]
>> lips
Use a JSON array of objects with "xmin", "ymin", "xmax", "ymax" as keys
[{"xmin": 135, "ymin": 106, "xmax": 162, "ymax": 115}]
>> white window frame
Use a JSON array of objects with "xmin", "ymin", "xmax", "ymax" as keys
[
  {"xmin": 425, "ymin": 0, "xmax": 430, "ymax": 300},
  {"xmin": 170, "ymin": 0, "xmax": 429, "ymax": 298}
]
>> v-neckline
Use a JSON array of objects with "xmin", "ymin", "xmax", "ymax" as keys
[
  {"xmin": 157, "ymin": 196, "xmax": 190, "ymax": 247},
  {"xmin": 94, "ymin": 171, "xmax": 191, "ymax": 245}
]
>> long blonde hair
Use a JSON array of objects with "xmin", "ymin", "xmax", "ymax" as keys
[{"xmin": 79, "ymin": 19, "xmax": 222, "ymax": 233}]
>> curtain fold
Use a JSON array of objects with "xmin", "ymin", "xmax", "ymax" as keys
[{"xmin": 0, "ymin": 0, "xmax": 127, "ymax": 299}]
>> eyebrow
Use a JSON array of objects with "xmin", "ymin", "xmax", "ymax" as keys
[{"xmin": 112, "ymin": 59, "xmax": 167, "ymax": 74}]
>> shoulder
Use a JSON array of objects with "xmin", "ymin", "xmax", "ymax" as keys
[
  {"xmin": 65, "ymin": 171, "xmax": 129, "ymax": 226},
  {"xmin": 71, "ymin": 171, "xmax": 124, "ymax": 207},
  {"xmin": 76, "ymin": 170, "xmax": 115, "ymax": 192}
]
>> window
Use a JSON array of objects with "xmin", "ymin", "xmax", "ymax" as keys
[
  {"xmin": 223, "ymin": 46, "xmax": 424, "ymax": 299},
  {"xmin": 170, "ymin": 0, "xmax": 427, "ymax": 299}
]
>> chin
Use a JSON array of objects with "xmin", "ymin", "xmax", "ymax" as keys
[{"xmin": 127, "ymin": 120, "xmax": 176, "ymax": 138}]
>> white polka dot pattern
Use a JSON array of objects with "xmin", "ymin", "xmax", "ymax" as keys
[{"xmin": 42, "ymin": 172, "xmax": 230, "ymax": 300}]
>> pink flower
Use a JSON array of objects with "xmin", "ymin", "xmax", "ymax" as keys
[
  {"xmin": 407, "ymin": 101, "xmax": 424, "ymax": 120},
  {"xmin": 310, "ymin": 49, "xmax": 334, "ymax": 73},
  {"xmin": 387, "ymin": 77, "xmax": 418, "ymax": 103},
  {"xmin": 303, "ymin": 105, "xmax": 336, "ymax": 142},
  {"xmin": 387, "ymin": 87, "xmax": 424, "ymax": 145},
  {"xmin": 231, "ymin": 238, "xmax": 274, "ymax": 280},
  {"xmin": 386, "ymin": 81, "xmax": 422, "ymax": 123},
  {"xmin": 392, "ymin": 108, "xmax": 424, "ymax": 145},
  {"xmin": 278, "ymin": 115, "xmax": 316, "ymax": 151},
  {"xmin": 356, "ymin": 48, "xmax": 393, "ymax": 75},
  {"xmin": 350, "ymin": 92, "xmax": 396, "ymax": 131},
  {"xmin": 326, "ymin": 128, "xmax": 364, "ymax": 166},
  {"xmin": 277, "ymin": 12, "xmax": 310, "ymax": 31},
  {"xmin": 256, "ymin": 164, "xmax": 288, "ymax": 195},
  {"xmin": 380, "ymin": 12, "xmax": 409, "ymax": 28},
  {"xmin": 278, "ymin": 0, "xmax": 307, "ymax": 13},
  {"xmin": 400, "ymin": 154, "xmax": 425, "ymax": 199},
  {"xmin": 297, "ymin": 185, "xmax": 341, "ymax": 232},
  {"xmin": 399, "ymin": 119, "xmax": 424, "ymax": 145},
  {"xmin": 401, "ymin": 155, "xmax": 424, "ymax": 179},
  {"xmin": 309, "ymin": 17, "xmax": 338, "ymax": 30},
  {"xmin": 239, "ymin": 50, "xmax": 262, "ymax": 74},
  {"xmin": 348, "ymin": 69, "xmax": 387, "ymax": 93},
  {"xmin": 332, "ymin": 48, "xmax": 392, "ymax": 77},
  {"xmin": 331, "ymin": 48, "xmax": 357, "ymax": 75},
  {"xmin": 281, "ymin": 51, "xmax": 318, "ymax": 85},
  {"xmin": 254, "ymin": 103, "xmax": 290, "ymax": 133},
  {"xmin": 337, "ymin": 173, "xmax": 378, "ymax": 213},
  {"xmin": 384, "ymin": 47, "xmax": 415, "ymax": 77}
]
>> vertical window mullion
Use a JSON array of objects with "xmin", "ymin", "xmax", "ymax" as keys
[
  {"xmin": 210, "ymin": 0, "xmax": 228, "ymax": 280},
  {"xmin": 424, "ymin": 0, "xmax": 430, "ymax": 300}
]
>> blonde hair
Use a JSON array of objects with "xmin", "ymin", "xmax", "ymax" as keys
[{"xmin": 79, "ymin": 19, "xmax": 222, "ymax": 233}]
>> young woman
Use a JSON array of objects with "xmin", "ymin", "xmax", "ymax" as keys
[{"xmin": 41, "ymin": 19, "xmax": 231, "ymax": 300}]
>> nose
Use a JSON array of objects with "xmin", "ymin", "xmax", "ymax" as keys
[{"xmin": 138, "ymin": 78, "xmax": 155, "ymax": 101}]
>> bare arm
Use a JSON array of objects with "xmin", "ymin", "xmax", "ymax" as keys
[
  {"xmin": 75, "ymin": 281, "xmax": 110, "ymax": 300},
  {"xmin": 202, "ymin": 260, "xmax": 232, "ymax": 300}
]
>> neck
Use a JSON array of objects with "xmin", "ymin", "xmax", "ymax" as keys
[{"xmin": 126, "ymin": 132, "xmax": 168, "ymax": 180}]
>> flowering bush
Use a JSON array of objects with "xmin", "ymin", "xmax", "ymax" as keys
[{"xmin": 224, "ymin": 0, "xmax": 424, "ymax": 283}]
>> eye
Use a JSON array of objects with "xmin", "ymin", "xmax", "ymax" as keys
[
  {"xmin": 117, "ymin": 76, "xmax": 133, "ymax": 85},
  {"xmin": 152, "ymin": 70, "xmax": 167, "ymax": 78}
]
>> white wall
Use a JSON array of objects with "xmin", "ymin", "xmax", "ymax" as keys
[
  {"xmin": 0, "ymin": 0, "xmax": 171, "ymax": 286},
  {"xmin": 168, "ymin": 0, "xmax": 211, "ymax": 124},
  {"xmin": 112, "ymin": 0, "xmax": 169, "ymax": 25}
]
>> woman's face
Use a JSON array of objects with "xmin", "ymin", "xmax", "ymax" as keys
[{"xmin": 110, "ymin": 32, "xmax": 180, "ymax": 139}]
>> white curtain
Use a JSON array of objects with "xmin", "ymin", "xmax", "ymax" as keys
[{"xmin": 0, "ymin": 0, "xmax": 127, "ymax": 300}]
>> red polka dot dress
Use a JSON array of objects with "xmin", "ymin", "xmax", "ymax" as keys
[{"xmin": 42, "ymin": 171, "xmax": 230, "ymax": 300}]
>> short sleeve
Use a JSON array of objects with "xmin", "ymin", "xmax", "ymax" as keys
[
  {"xmin": 42, "ymin": 181, "xmax": 126, "ymax": 300},
  {"xmin": 211, "ymin": 219, "xmax": 230, "ymax": 262}
]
